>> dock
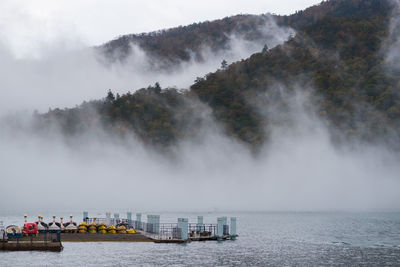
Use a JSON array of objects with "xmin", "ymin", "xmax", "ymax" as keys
[
  {"xmin": 1, "ymin": 241, "xmax": 62, "ymax": 252},
  {"xmin": 0, "ymin": 212, "xmax": 238, "ymax": 250},
  {"xmin": 1, "ymin": 240, "xmax": 62, "ymax": 252},
  {"xmin": 11, "ymin": 233, "xmax": 152, "ymax": 243},
  {"xmin": 78, "ymin": 212, "xmax": 238, "ymax": 243},
  {"xmin": 57, "ymin": 233, "xmax": 152, "ymax": 242},
  {"xmin": 1, "ymin": 230, "xmax": 63, "ymax": 252}
]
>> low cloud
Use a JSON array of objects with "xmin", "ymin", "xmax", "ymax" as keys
[
  {"xmin": 0, "ymin": 11, "xmax": 399, "ymax": 214},
  {"xmin": 0, "ymin": 15, "xmax": 293, "ymax": 113},
  {"xmin": 385, "ymin": 0, "xmax": 400, "ymax": 76},
  {"xmin": 1, "ymin": 84, "xmax": 399, "ymax": 213}
]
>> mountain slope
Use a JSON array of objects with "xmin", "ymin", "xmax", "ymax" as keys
[
  {"xmin": 39, "ymin": 0, "xmax": 400, "ymax": 150},
  {"xmin": 191, "ymin": 0, "xmax": 399, "ymax": 147},
  {"xmin": 99, "ymin": 0, "xmax": 391, "ymax": 68},
  {"xmin": 276, "ymin": 0, "xmax": 392, "ymax": 29},
  {"xmin": 98, "ymin": 14, "xmax": 280, "ymax": 69}
]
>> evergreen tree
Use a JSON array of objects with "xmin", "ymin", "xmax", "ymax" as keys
[
  {"xmin": 221, "ymin": 59, "xmax": 228, "ymax": 70},
  {"xmin": 106, "ymin": 89, "xmax": 115, "ymax": 102},
  {"xmin": 154, "ymin": 82, "xmax": 162, "ymax": 94},
  {"xmin": 262, "ymin": 44, "xmax": 269, "ymax": 53}
]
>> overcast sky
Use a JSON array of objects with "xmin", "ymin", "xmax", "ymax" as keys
[{"xmin": 0, "ymin": 0, "xmax": 322, "ymax": 57}]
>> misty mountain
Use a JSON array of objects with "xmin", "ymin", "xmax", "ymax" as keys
[
  {"xmin": 192, "ymin": 0, "xmax": 400, "ymax": 147},
  {"xmin": 98, "ymin": 0, "xmax": 388, "ymax": 69},
  {"xmin": 275, "ymin": 0, "xmax": 391, "ymax": 29},
  {"xmin": 98, "ymin": 14, "xmax": 287, "ymax": 69},
  {"xmin": 38, "ymin": 0, "xmax": 400, "ymax": 151}
]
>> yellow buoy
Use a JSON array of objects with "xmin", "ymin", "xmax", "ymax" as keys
[
  {"xmin": 117, "ymin": 225, "xmax": 127, "ymax": 234},
  {"xmin": 88, "ymin": 225, "xmax": 97, "ymax": 234},
  {"xmin": 98, "ymin": 223, "xmax": 107, "ymax": 234},
  {"xmin": 88, "ymin": 218, "xmax": 98, "ymax": 233},
  {"xmin": 107, "ymin": 225, "xmax": 116, "ymax": 234},
  {"xmin": 78, "ymin": 222, "xmax": 88, "ymax": 234},
  {"xmin": 127, "ymin": 229, "xmax": 136, "ymax": 234}
]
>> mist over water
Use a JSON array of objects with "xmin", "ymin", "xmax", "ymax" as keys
[
  {"xmin": 0, "ymin": 12, "xmax": 400, "ymax": 214},
  {"xmin": 1, "ymin": 85, "xmax": 400, "ymax": 213}
]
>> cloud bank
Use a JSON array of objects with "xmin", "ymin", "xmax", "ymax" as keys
[
  {"xmin": 0, "ymin": 15, "xmax": 293, "ymax": 113},
  {"xmin": 0, "ymin": 0, "xmax": 320, "ymax": 56},
  {"xmin": 1, "ymin": 83, "xmax": 400, "ymax": 213},
  {"xmin": 0, "ymin": 6, "xmax": 399, "ymax": 213}
]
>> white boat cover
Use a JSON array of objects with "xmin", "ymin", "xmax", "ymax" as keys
[
  {"xmin": 48, "ymin": 222, "xmax": 61, "ymax": 231},
  {"xmin": 36, "ymin": 221, "xmax": 48, "ymax": 231},
  {"xmin": 6, "ymin": 225, "xmax": 22, "ymax": 234}
]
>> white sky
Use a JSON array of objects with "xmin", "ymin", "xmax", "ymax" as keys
[{"xmin": 0, "ymin": 0, "xmax": 322, "ymax": 57}]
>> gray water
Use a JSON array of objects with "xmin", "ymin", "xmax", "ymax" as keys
[{"xmin": 1, "ymin": 212, "xmax": 400, "ymax": 266}]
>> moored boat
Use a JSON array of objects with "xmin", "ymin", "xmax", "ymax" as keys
[
  {"xmin": 48, "ymin": 215, "xmax": 61, "ymax": 232},
  {"xmin": 35, "ymin": 216, "xmax": 48, "ymax": 233},
  {"xmin": 6, "ymin": 225, "xmax": 22, "ymax": 238},
  {"xmin": 59, "ymin": 217, "xmax": 66, "ymax": 232},
  {"xmin": 64, "ymin": 215, "xmax": 78, "ymax": 233}
]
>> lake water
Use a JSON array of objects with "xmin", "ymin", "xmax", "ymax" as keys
[{"xmin": 1, "ymin": 212, "xmax": 400, "ymax": 266}]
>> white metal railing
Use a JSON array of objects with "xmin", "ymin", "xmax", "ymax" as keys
[{"xmin": 0, "ymin": 221, "xmax": 5, "ymax": 241}]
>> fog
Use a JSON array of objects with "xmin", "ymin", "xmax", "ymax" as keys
[
  {"xmin": 0, "ymin": 15, "xmax": 293, "ymax": 113},
  {"xmin": 1, "ymin": 10, "xmax": 400, "ymax": 213},
  {"xmin": 1, "ymin": 85, "xmax": 400, "ymax": 213},
  {"xmin": 0, "ymin": 0, "xmax": 321, "ymax": 55},
  {"xmin": 386, "ymin": 0, "xmax": 400, "ymax": 75}
]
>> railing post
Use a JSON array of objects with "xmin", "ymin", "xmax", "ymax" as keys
[
  {"xmin": 147, "ymin": 215, "xmax": 160, "ymax": 234},
  {"xmin": 230, "ymin": 217, "xmax": 237, "ymax": 237},
  {"xmin": 154, "ymin": 215, "xmax": 160, "ymax": 234},
  {"xmin": 83, "ymin": 211, "xmax": 88, "ymax": 222},
  {"xmin": 127, "ymin": 212, "xmax": 132, "ymax": 227},
  {"xmin": 147, "ymin": 215, "xmax": 153, "ymax": 233},
  {"xmin": 197, "ymin": 216, "xmax": 204, "ymax": 234},
  {"xmin": 178, "ymin": 218, "xmax": 189, "ymax": 241},
  {"xmin": 222, "ymin": 217, "xmax": 229, "ymax": 236},
  {"xmin": 217, "ymin": 217, "xmax": 224, "ymax": 238},
  {"xmin": 106, "ymin": 212, "xmax": 111, "ymax": 225},
  {"xmin": 136, "ymin": 213, "xmax": 142, "ymax": 230}
]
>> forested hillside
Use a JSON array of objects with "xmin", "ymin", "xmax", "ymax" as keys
[
  {"xmin": 191, "ymin": 0, "xmax": 399, "ymax": 146},
  {"xmin": 98, "ymin": 14, "xmax": 285, "ymax": 69},
  {"xmin": 39, "ymin": 0, "xmax": 400, "ymax": 150},
  {"xmin": 99, "ymin": 0, "xmax": 390, "ymax": 67},
  {"xmin": 276, "ymin": 0, "xmax": 391, "ymax": 29}
]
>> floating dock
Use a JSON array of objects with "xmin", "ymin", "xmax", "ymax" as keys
[
  {"xmin": 78, "ymin": 212, "xmax": 237, "ymax": 243},
  {"xmin": 1, "ymin": 241, "xmax": 62, "ymax": 252},
  {"xmin": 0, "ymin": 212, "xmax": 238, "ymax": 250},
  {"xmin": 0, "ymin": 228, "xmax": 63, "ymax": 252},
  {"xmin": 56, "ymin": 233, "xmax": 152, "ymax": 242},
  {"xmin": 8, "ymin": 233, "xmax": 152, "ymax": 243}
]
